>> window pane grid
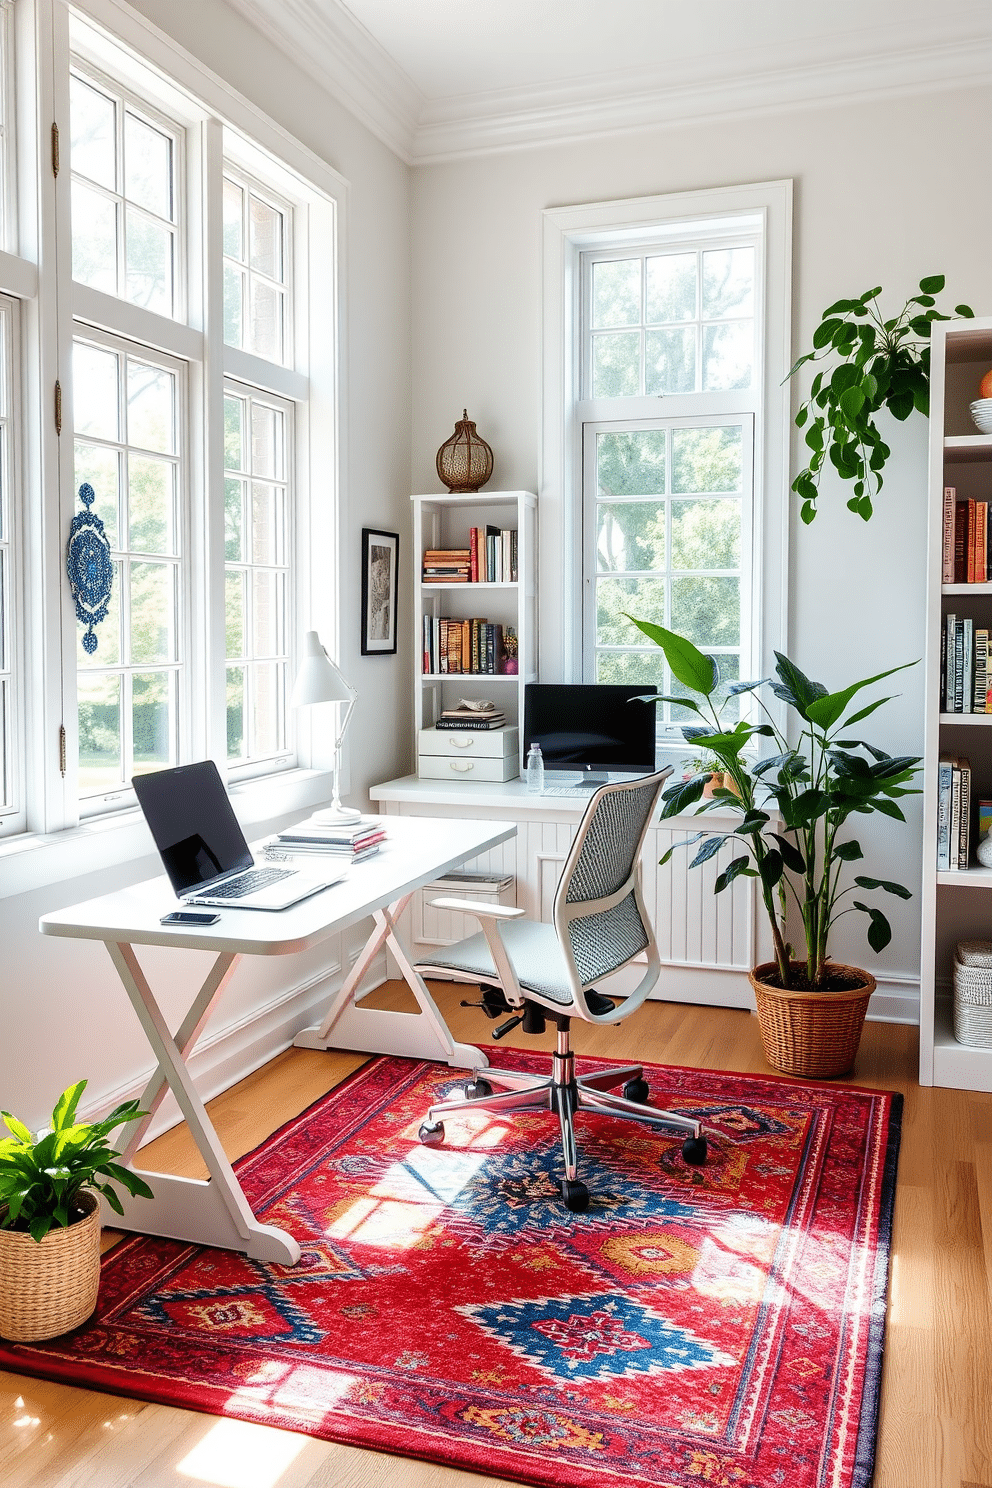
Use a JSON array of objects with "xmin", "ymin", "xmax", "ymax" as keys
[
  {"xmin": 70, "ymin": 68, "xmax": 180, "ymax": 319},
  {"xmin": 591, "ymin": 420, "xmax": 747, "ymax": 731},
  {"xmin": 222, "ymin": 168, "xmax": 290, "ymax": 365},
  {"xmin": 74, "ymin": 336, "xmax": 183, "ymax": 799},
  {"xmin": 588, "ymin": 242, "xmax": 756, "ymax": 398},
  {"xmin": 224, "ymin": 385, "xmax": 291, "ymax": 767}
]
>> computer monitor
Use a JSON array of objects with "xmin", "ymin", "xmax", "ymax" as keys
[{"xmin": 522, "ymin": 683, "xmax": 658, "ymax": 787}]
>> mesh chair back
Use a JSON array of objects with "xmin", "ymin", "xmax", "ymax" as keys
[{"xmin": 552, "ymin": 769, "xmax": 670, "ymax": 997}]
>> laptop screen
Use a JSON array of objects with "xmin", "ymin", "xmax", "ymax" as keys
[{"xmin": 132, "ymin": 761, "xmax": 253, "ymax": 896}]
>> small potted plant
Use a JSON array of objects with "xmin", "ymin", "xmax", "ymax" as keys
[
  {"xmin": 627, "ymin": 616, "xmax": 922, "ymax": 1077},
  {"xmin": 0, "ymin": 1081, "xmax": 152, "ymax": 1342},
  {"xmin": 682, "ymin": 751, "xmax": 740, "ymax": 799}
]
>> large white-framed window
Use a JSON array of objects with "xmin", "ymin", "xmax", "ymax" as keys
[
  {"xmin": 541, "ymin": 182, "xmax": 793, "ymax": 741},
  {"xmin": 0, "ymin": 0, "xmax": 343, "ymax": 864}
]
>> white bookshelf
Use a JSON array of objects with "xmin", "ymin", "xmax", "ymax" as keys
[
  {"xmin": 411, "ymin": 491, "xmax": 537, "ymax": 758},
  {"xmin": 920, "ymin": 317, "xmax": 992, "ymax": 1090}
]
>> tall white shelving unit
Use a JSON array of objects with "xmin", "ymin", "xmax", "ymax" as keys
[
  {"xmin": 411, "ymin": 490, "xmax": 537, "ymax": 753},
  {"xmin": 920, "ymin": 316, "xmax": 992, "ymax": 1090}
]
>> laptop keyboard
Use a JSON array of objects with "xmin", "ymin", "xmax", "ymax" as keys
[{"xmin": 206, "ymin": 867, "xmax": 294, "ymax": 898}]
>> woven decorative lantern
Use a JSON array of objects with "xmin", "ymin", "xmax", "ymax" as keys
[{"xmin": 435, "ymin": 410, "xmax": 494, "ymax": 493}]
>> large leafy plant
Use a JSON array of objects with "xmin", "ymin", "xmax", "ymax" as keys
[
  {"xmin": 0, "ymin": 1081, "xmax": 152, "ymax": 1242},
  {"xmin": 788, "ymin": 276, "xmax": 973, "ymax": 524},
  {"xmin": 627, "ymin": 617, "xmax": 922, "ymax": 990}
]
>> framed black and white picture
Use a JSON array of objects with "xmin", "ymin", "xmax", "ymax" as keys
[{"xmin": 361, "ymin": 527, "xmax": 399, "ymax": 655}]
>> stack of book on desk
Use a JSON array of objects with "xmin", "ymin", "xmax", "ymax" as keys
[
  {"xmin": 435, "ymin": 701, "xmax": 505, "ymax": 731},
  {"xmin": 274, "ymin": 816, "xmax": 386, "ymax": 862}
]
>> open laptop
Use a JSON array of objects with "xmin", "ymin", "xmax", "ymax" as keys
[{"xmin": 133, "ymin": 760, "xmax": 346, "ymax": 911}]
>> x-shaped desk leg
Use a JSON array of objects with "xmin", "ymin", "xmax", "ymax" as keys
[
  {"xmin": 294, "ymin": 893, "xmax": 488, "ymax": 1071},
  {"xmin": 105, "ymin": 940, "xmax": 300, "ymax": 1265}
]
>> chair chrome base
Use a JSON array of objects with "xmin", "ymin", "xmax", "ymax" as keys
[{"xmin": 419, "ymin": 1025, "xmax": 706, "ymax": 1211}]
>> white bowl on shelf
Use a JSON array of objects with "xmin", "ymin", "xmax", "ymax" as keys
[{"xmin": 971, "ymin": 398, "xmax": 992, "ymax": 434}]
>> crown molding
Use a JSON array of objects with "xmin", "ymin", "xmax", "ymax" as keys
[
  {"xmin": 223, "ymin": 0, "xmax": 422, "ymax": 162},
  {"xmin": 222, "ymin": 1, "xmax": 992, "ymax": 167},
  {"xmin": 411, "ymin": 33, "xmax": 992, "ymax": 164}
]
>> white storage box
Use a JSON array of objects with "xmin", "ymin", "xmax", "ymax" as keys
[
  {"xmin": 953, "ymin": 941, "xmax": 992, "ymax": 1046},
  {"xmin": 418, "ymin": 726, "xmax": 519, "ymax": 782},
  {"xmin": 418, "ymin": 870, "xmax": 516, "ymax": 948}
]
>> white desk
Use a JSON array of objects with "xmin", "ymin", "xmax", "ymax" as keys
[{"xmin": 40, "ymin": 814, "xmax": 515, "ymax": 1265}]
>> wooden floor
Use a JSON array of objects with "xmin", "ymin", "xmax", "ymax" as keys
[{"xmin": 2, "ymin": 982, "xmax": 990, "ymax": 1488}]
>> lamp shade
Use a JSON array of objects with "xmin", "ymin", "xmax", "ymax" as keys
[{"xmin": 291, "ymin": 631, "xmax": 354, "ymax": 708}]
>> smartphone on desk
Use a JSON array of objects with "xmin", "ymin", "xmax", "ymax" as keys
[{"xmin": 160, "ymin": 910, "xmax": 221, "ymax": 926}]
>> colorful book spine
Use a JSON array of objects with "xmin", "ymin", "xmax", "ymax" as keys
[
  {"xmin": 937, "ymin": 758, "xmax": 954, "ymax": 871},
  {"xmin": 942, "ymin": 486, "xmax": 956, "ymax": 583}
]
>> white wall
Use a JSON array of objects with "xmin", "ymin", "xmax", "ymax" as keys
[
  {"xmin": 410, "ymin": 84, "xmax": 992, "ymax": 1003},
  {"xmin": 0, "ymin": 0, "xmax": 414, "ymax": 1131}
]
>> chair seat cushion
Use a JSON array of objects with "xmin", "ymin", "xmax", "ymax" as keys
[{"xmin": 417, "ymin": 920, "xmax": 574, "ymax": 1006}]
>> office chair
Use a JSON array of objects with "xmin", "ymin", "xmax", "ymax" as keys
[{"xmin": 415, "ymin": 767, "xmax": 707, "ymax": 1212}]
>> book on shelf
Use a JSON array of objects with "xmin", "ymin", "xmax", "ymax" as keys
[
  {"xmin": 947, "ymin": 496, "xmax": 992, "ymax": 585},
  {"xmin": 940, "ymin": 611, "xmax": 992, "ymax": 714},
  {"xmin": 940, "ymin": 757, "xmax": 972, "ymax": 870},
  {"xmin": 943, "ymin": 486, "xmax": 956, "ymax": 583},
  {"xmin": 936, "ymin": 757, "xmax": 953, "ymax": 871},
  {"xmin": 434, "ymin": 716, "xmax": 505, "ymax": 731},
  {"xmin": 466, "ymin": 525, "xmax": 518, "ymax": 583}
]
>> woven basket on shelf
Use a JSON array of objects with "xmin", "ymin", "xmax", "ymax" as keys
[
  {"xmin": 953, "ymin": 941, "xmax": 992, "ymax": 1047},
  {"xmin": 749, "ymin": 961, "xmax": 876, "ymax": 1079},
  {"xmin": 0, "ymin": 1189, "xmax": 101, "ymax": 1342}
]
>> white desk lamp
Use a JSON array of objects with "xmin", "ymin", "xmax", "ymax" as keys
[{"xmin": 291, "ymin": 630, "xmax": 361, "ymax": 824}]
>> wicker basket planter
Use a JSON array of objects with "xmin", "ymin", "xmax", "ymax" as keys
[
  {"xmin": 749, "ymin": 961, "xmax": 876, "ymax": 1079},
  {"xmin": 0, "ymin": 1189, "xmax": 101, "ymax": 1342}
]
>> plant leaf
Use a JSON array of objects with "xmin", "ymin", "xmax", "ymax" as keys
[
  {"xmin": 714, "ymin": 856, "xmax": 754, "ymax": 894},
  {"xmin": 623, "ymin": 616, "xmax": 717, "ymax": 695},
  {"xmin": 854, "ymin": 901, "xmax": 892, "ymax": 953},
  {"xmin": 854, "ymin": 875, "xmax": 912, "ymax": 899},
  {"xmin": 770, "ymin": 833, "xmax": 806, "ymax": 873},
  {"xmin": 833, "ymin": 839, "xmax": 864, "ymax": 861},
  {"xmin": 689, "ymin": 835, "xmax": 729, "ymax": 868},
  {"xmin": 804, "ymin": 660, "xmax": 917, "ymax": 731}
]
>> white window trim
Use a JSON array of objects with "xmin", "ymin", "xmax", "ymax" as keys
[
  {"xmin": 541, "ymin": 180, "xmax": 793, "ymax": 688},
  {"xmin": 0, "ymin": 0, "xmax": 349, "ymax": 895}
]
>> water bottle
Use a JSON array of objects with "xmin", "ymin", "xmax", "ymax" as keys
[{"xmin": 526, "ymin": 742, "xmax": 544, "ymax": 794}]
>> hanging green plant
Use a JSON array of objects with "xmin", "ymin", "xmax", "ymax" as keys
[{"xmin": 787, "ymin": 276, "xmax": 974, "ymax": 524}]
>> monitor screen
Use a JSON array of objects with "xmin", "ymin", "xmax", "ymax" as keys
[{"xmin": 523, "ymin": 683, "xmax": 657, "ymax": 784}]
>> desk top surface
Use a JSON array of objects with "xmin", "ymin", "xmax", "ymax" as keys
[{"xmin": 39, "ymin": 814, "xmax": 516, "ymax": 955}]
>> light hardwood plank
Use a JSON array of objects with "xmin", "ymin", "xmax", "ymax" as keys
[{"xmin": 2, "ymin": 986, "xmax": 990, "ymax": 1488}]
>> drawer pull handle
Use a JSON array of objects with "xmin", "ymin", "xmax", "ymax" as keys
[
  {"xmin": 451, "ymin": 736, "xmax": 475, "ymax": 749},
  {"xmin": 449, "ymin": 761, "xmax": 474, "ymax": 773}
]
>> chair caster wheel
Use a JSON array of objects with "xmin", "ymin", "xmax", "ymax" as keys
[
  {"xmin": 419, "ymin": 1121, "xmax": 445, "ymax": 1145},
  {"xmin": 464, "ymin": 1078, "xmax": 493, "ymax": 1099},
  {"xmin": 622, "ymin": 1077, "xmax": 650, "ymax": 1103},
  {"xmin": 681, "ymin": 1136, "xmax": 707, "ymax": 1167},
  {"xmin": 560, "ymin": 1179, "xmax": 589, "ymax": 1213}
]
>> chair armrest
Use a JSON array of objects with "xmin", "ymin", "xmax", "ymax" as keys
[{"xmin": 427, "ymin": 897, "xmax": 525, "ymax": 920}]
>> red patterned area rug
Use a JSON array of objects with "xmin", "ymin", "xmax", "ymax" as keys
[{"xmin": 0, "ymin": 1054, "xmax": 901, "ymax": 1488}]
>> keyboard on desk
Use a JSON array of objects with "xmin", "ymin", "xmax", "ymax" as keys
[{"xmin": 203, "ymin": 866, "xmax": 294, "ymax": 899}]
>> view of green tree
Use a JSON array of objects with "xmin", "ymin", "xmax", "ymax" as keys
[
  {"xmin": 592, "ymin": 331, "xmax": 639, "ymax": 397},
  {"xmin": 646, "ymin": 253, "xmax": 696, "ymax": 323},
  {"xmin": 226, "ymin": 570, "xmax": 245, "ymax": 657},
  {"xmin": 597, "ymin": 429, "xmax": 666, "ymax": 495},
  {"xmin": 227, "ymin": 666, "xmax": 244, "ymax": 757},
  {"xmin": 597, "ymin": 502, "xmax": 665, "ymax": 573},
  {"xmin": 128, "ymin": 455, "xmax": 174, "ymax": 553},
  {"xmin": 592, "ymin": 259, "xmax": 640, "ymax": 327},
  {"xmin": 125, "ymin": 208, "xmax": 172, "ymax": 315},
  {"xmin": 646, "ymin": 327, "xmax": 695, "ymax": 395},
  {"xmin": 702, "ymin": 322, "xmax": 752, "ymax": 391},
  {"xmin": 671, "ymin": 499, "xmax": 740, "ymax": 570},
  {"xmin": 702, "ymin": 247, "xmax": 754, "ymax": 318},
  {"xmin": 225, "ymin": 395, "xmax": 244, "ymax": 469},
  {"xmin": 129, "ymin": 561, "xmax": 173, "ymax": 665},
  {"xmin": 672, "ymin": 574, "xmax": 740, "ymax": 647},
  {"xmin": 672, "ymin": 425, "xmax": 742, "ymax": 492},
  {"xmin": 131, "ymin": 670, "xmax": 170, "ymax": 767},
  {"xmin": 597, "ymin": 575, "xmax": 665, "ymax": 645},
  {"xmin": 225, "ymin": 477, "xmax": 244, "ymax": 562}
]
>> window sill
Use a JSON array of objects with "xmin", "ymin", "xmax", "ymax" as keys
[{"xmin": 0, "ymin": 768, "xmax": 336, "ymax": 902}]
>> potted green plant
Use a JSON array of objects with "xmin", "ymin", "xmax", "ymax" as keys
[
  {"xmin": 628, "ymin": 617, "xmax": 922, "ymax": 1077},
  {"xmin": 788, "ymin": 275, "xmax": 973, "ymax": 524},
  {"xmin": 681, "ymin": 750, "xmax": 740, "ymax": 799},
  {"xmin": 0, "ymin": 1080, "xmax": 152, "ymax": 1342}
]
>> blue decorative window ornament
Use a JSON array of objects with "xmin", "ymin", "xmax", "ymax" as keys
[{"xmin": 66, "ymin": 482, "xmax": 114, "ymax": 654}]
